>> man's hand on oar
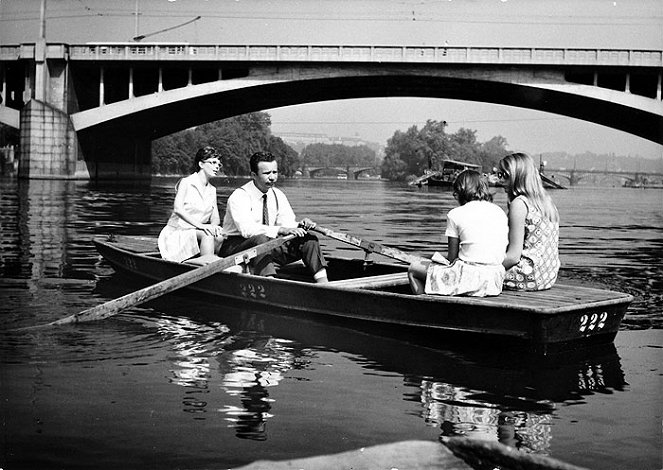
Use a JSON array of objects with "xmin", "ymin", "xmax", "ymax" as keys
[
  {"xmin": 312, "ymin": 225, "xmax": 449, "ymax": 265},
  {"xmin": 16, "ymin": 234, "xmax": 296, "ymax": 331}
]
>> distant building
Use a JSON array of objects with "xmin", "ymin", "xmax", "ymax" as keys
[{"xmin": 276, "ymin": 132, "xmax": 384, "ymax": 158}]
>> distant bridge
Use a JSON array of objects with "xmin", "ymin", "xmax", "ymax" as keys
[
  {"xmin": 1, "ymin": 42, "xmax": 661, "ymax": 179},
  {"xmin": 304, "ymin": 166, "xmax": 377, "ymax": 179},
  {"xmin": 544, "ymin": 168, "xmax": 663, "ymax": 186}
]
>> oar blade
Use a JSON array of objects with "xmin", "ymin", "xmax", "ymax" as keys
[{"xmin": 19, "ymin": 234, "xmax": 296, "ymax": 330}]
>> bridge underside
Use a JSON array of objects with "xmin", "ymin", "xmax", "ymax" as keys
[
  {"xmin": 83, "ymin": 73, "xmax": 663, "ymax": 150},
  {"xmin": 4, "ymin": 60, "xmax": 662, "ymax": 179}
]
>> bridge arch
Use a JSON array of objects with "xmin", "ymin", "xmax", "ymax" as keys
[
  {"xmin": 73, "ymin": 71, "xmax": 663, "ymax": 145},
  {"xmin": 4, "ymin": 43, "xmax": 661, "ymax": 179}
]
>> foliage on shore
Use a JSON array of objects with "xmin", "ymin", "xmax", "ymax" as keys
[
  {"xmin": 380, "ymin": 120, "xmax": 510, "ymax": 181},
  {"xmin": 152, "ymin": 112, "xmax": 300, "ymax": 176},
  {"xmin": 300, "ymin": 143, "xmax": 377, "ymax": 173}
]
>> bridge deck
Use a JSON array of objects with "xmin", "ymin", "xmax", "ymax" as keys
[{"xmin": 2, "ymin": 43, "xmax": 661, "ymax": 67}]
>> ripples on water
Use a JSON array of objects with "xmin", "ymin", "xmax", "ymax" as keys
[{"xmin": 0, "ymin": 176, "xmax": 661, "ymax": 470}]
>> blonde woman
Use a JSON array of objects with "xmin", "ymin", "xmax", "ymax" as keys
[{"xmin": 498, "ymin": 152, "xmax": 560, "ymax": 291}]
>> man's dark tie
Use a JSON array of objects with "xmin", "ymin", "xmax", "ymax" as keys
[{"xmin": 262, "ymin": 193, "xmax": 269, "ymax": 225}]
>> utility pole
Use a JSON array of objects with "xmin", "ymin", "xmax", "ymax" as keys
[{"xmin": 35, "ymin": 0, "xmax": 47, "ymax": 101}]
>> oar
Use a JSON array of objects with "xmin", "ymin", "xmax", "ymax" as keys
[
  {"xmin": 312, "ymin": 225, "xmax": 438, "ymax": 264},
  {"xmin": 18, "ymin": 234, "xmax": 296, "ymax": 330}
]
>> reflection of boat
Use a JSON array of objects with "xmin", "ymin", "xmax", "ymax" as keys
[
  {"xmin": 121, "ymin": 293, "xmax": 626, "ymax": 453},
  {"xmin": 95, "ymin": 235, "xmax": 633, "ymax": 355}
]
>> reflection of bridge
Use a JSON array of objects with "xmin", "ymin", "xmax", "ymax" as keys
[
  {"xmin": 304, "ymin": 166, "xmax": 377, "ymax": 179},
  {"xmin": 1, "ymin": 42, "xmax": 661, "ymax": 179},
  {"xmin": 544, "ymin": 168, "xmax": 663, "ymax": 186}
]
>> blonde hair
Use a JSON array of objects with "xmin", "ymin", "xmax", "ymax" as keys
[{"xmin": 498, "ymin": 152, "xmax": 559, "ymax": 223}]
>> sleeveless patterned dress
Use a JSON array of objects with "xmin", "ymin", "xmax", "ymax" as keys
[{"xmin": 504, "ymin": 196, "xmax": 560, "ymax": 291}]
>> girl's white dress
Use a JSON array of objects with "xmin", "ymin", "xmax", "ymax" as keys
[
  {"xmin": 425, "ymin": 200, "xmax": 508, "ymax": 297},
  {"xmin": 158, "ymin": 174, "xmax": 218, "ymax": 262}
]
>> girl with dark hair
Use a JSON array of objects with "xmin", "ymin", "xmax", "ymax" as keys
[
  {"xmin": 408, "ymin": 170, "xmax": 508, "ymax": 296},
  {"xmin": 157, "ymin": 146, "xmax": 224, "ymax": 263}
]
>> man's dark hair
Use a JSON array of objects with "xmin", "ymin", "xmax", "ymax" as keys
[{"xmin": 250, "ymin": 151, "xmax": 277, "ymax": 174}]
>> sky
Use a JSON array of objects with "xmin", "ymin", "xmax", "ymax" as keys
[{"xmin": 1, "ymin": 0, "xmax": 662, "ymax": 159}]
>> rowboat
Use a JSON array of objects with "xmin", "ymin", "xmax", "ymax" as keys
[{"xmin": 94, "ymin": 235, "xmax": 633, "ymax": 355}]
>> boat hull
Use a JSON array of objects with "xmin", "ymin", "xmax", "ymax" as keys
[{"xmin": 94, "ymin": 237, "xmax": 632, "ymax": 355}]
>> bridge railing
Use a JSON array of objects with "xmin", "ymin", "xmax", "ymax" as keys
[{"xmin": 2, "ymin": 43, "xmax": 661, "ymax": 67}]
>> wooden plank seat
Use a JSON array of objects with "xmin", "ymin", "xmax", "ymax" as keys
[
  {"xmin": 108, "ymin": 235, "xmax": 158, "ymax": 253},
  {"xmin": 327, "ymin": 272, "xmax": 410, "ymax": 290}
]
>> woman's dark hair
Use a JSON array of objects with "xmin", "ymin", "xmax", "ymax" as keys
[
  {"xmin": 250, "ymin": 151, "xmax": 276, "ymax": 174},
  {"xmin": 452, "ymin": 170, "xmax": 492, "ymax": 205},
  {"xmin": 193, "ymin": 146, "xmax": 220, "ymax": 172}
]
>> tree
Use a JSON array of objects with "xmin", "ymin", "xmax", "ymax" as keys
[
  {"xmin": 381, "ymin": 120, "xmax": 450, "ymax": 180},
  {"xmin": 151, "ymin": 112, "xmax": 298, "ymax": 176},
  {"xmin": 300, "ymin": 143, "xmax": 377, "ymax": 172},
  {"xmin": 478, "ymin": 135, "xmax": 510, "ymax": 171},
  {"xmin": 381, "ymin": 120, "xmax": 511, "ymax": 181},
  {"xmin": 268, "ymin": 135, "xmax": 300, "ymax": 177}
]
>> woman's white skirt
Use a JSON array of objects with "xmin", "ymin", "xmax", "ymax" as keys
[
  {"xmin": 157, "ymin": 225, "xmax": 200, "ymax": 263},
  {"xmin": 425, "ymin": 259, "xmax": 505, "ymax": 297}
]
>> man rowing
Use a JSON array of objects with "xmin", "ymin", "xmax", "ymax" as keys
[{"xmin": 219, "ymin": 151, "xmax": 329, "ymax": 283}]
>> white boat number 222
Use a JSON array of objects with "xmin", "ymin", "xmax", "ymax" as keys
[{"xmin": 579, "ymin": 312, "xmax": 608, "ymax": 333}]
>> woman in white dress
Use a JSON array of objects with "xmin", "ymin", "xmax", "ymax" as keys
[{"xmin": 158, "ymin": 146, "xmax": 224, "ymax": 262}]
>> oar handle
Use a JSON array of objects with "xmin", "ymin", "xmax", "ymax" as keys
[{"xmin": 312, "ymin": 225, "xmax": 424, "ymax": 264}]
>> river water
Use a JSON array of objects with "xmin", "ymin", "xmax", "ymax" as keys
[{"xmin": 1, "ymin": 176, "xmax": 661, "ymax": 469}]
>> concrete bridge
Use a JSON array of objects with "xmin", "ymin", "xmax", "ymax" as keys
[
  {"xmin": 1, "ymin": 42, "xmax": 662, "ymax": 179},
  {"xmin": 544, "ymin": 168, "xmax": 663, "ymax": 186},
  {"xmin": 304, "ymin": 166, "xmax": 377, "ymax": 179}
]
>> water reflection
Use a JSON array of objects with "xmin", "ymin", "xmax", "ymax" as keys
[
  {"xmin": 216, "ymin": 332, "xmax": 297, "ymax": 440},
  {"xmin": 131, "ymin": 287, "xmax": 627, "ymax": 447},
  {"xmin": 0, "ymin": 176, "xmax": 655, "ymax": 469},
  {"xmin": 145, "ymin": 312, "xmax": 304, "ymax": 440},
  {"xmin": 421, "ymin": 382, "xmax": 554, "ymax": 454}
]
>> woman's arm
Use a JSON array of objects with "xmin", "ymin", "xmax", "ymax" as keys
[
  {"xmin": 447, "ymin": 237, "xmax": 459, "ymax": 261},
  {"xmin": 503, "ymin": 198, "xmax": 527, "ymax": 270}
]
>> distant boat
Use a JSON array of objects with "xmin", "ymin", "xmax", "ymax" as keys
[
  {"xmin": 410, "ymin": 159, "xmax": 566, "ymax": 190},
  {"xmin": 410, "ymin": 160, "xmax": 481, "ymax": 187},
  {"xmin": 488, "ymin": 171, "xmax": 566, "ymax": 190}
]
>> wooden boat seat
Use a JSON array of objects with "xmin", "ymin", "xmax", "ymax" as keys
[{"xmin": 327, "ymin": 272, "xmax": 410, "ymax": 290}]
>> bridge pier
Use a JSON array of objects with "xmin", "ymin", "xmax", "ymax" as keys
[
  {"xmin": 77, "ymin": 129, "xmax": 152, "ymax": 180},
  {"xmin": 19, "ymin": 100, "xmax": 82, "ymax": 179}
]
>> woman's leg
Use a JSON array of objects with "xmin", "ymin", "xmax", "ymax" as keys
[
  {"xmin": 408, "ymin": 259, "xmax": 430, "ymax": 294},
  {"xmin": 197, "ymin": 232, "xmax": 216, "ymax": 257}
]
